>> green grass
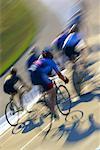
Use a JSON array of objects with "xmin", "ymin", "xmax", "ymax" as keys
[{"xmin": 0, "ymin": 0, "xmax": 38, "ymax": 75}]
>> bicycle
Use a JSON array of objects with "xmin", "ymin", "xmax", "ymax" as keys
[
  {"xmin": 5, "ymin": 85, "xmax": 32, "ymax": 126},
  {"xmin": 29, "ymin": 74, "xmax": 71, "ymax": 137}
]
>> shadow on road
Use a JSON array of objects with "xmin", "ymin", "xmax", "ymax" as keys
[
  {"xmin": 47, "ymin": 114, "xmax": 100, "ymax": 145},
  {"xmin": 12, "ymin": 117, "xmax": 44, "ymax": 134},
  {"xmin": 71, "ymin": 90, "xmax": 100, "ymax": 108},
  {"xmin": 65, "ymin": 113, "xmax": 100, "ymax": 144}
]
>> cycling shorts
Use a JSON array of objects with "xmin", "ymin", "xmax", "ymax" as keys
[
  {"xmin": 3, "ymin": 83, "xmax": 17, "ymax": 95},
  {"xmin": 29, "ymin": 70, "xmax": 53, "ymax": 91},
  {"xmin": 63, "ymin": 46, "xmax": 80, "ymax": 60}
]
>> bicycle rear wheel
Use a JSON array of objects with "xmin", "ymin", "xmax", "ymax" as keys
[
  {"xmin": 72, "ymin": 70, "xmax": 82, "ymax": 96},
  {"xmin": 5, "ymin": 101, "xmax": 19, "ymax": 126},
  {"xmin": 56, "ymin": 85, "xmax": 71, "ymax": 115},
  {"xmin": 28, "ymin": 95, "xmax": 53, "ymax": 138}
]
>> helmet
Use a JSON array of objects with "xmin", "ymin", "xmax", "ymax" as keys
[
  {"xmin": 10, "ymin": 67, "xmax": 17, "ymax": 75},
  {"xmin": 42, "ymin": 47, "xmax": 53, "ymax": 59}
]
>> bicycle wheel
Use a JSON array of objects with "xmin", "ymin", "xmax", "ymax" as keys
[
  {"xmin": 56, "ymin": 85, "xmax": 71, "ymax": 115},
  {"xmin": 72, "ymin": 70, "xmax": 82, "ymax": 96},
  {"xmin": 28, "ymin": 95, "xmax": 53, "ymax": 138},
  {"xmin": 5, "ymin": 101, "xmax": 19, "ymax": 126}
]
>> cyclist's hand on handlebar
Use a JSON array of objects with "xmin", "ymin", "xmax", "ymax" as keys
[{"xmin": 64, "ymin": 77, "xmax": 69, "ymax": 84}]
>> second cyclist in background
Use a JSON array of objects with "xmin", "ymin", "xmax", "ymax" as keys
[{"xmin": 3, "ymin": 67, "xmax": 29, "ymax": 109}]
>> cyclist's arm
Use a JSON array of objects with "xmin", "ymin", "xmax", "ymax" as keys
[
  {"xmin": 51, "ymin": 60, "xmax": 69, "ymax": 83},
  {"xmin": 57, "ymin": 71, "xmax": 69, "ymax": 83}
]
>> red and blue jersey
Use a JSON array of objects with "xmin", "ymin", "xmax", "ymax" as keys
[{"xmin": 28, "ymin": 58, "xmax": 60, "ymax": 75}]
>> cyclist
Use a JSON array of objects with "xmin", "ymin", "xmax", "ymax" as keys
[
  {"xmin": 62, "ymin": 24, "xmax": 80, "ymax": 61},
  {"xmin": 62, "ymin": 24, "xmax": 86, "ymax": 62},
  {"xmin": 3, "ymin": 67, "xmax": 28, "ymax": 108},
  {"xmin": 51, "ymin": 29, "xmax": 69, "ymax": 51},
  {"xmin": 26, "ymin": 46, "xmax": 40, "ymax": 69},
  {"xmin": 28, "ymin": 47, "xmax": 69, "ymax": 119}
]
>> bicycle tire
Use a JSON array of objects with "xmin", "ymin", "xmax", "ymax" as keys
[
  {"xmin": 72, "ymin": 70, "xmax": 81, "ymax": 96},
  {"xmin": 5, "ymin": 101, "xmax": 19, "ymax": 126},
  {"xmin": 56, "ymin": 85, "xmax": 71, "ymax": 115}
]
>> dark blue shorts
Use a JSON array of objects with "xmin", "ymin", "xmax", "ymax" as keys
[
  {"xmin": 63, "ymin": 46, "xmax": 80, "ymax": 60},
  {"xmin": 29, "ymin": 70, "xmax": 53, "ymax": 91},
  {"xmin": 3, "ymin": 84, "xmax": 17, "ymax": 95}
]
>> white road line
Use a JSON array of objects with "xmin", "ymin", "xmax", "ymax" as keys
[
  {"xmin": 0, "ymin": 127, "xmax": 12, "ymax": 139},
  {"xmin": 20, "ymin": 121, "xmax": 54, "ymax": 150}
]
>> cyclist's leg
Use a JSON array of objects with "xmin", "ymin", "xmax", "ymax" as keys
[
  {"xmin": 40, "ymin": 74, "xmax": 56, "ymax": 115},
  {"xmin": 11, "ymin": 88, "xmax": 23, "ymax": 108},
  {"xmin": 45, "ymin": 85, "xmax": 56, "ymax": 114},
  {"xmin": 16, "ymin": 87, "xmax": 25, "ymax": 108},
  {"xmin": 29, "ymin": 70, "xmax": 57, "ymax": 117},
  {"xmin": 10, "ymin": 87, "xmax": 23, "ymax": 108}
]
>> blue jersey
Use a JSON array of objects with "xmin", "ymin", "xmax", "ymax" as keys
[
  {"xmin": 28, "ymin": 58, "xmax": 60, "ymax": 75},
  {"xmin": 63, "ymin": 32, "xmax": 81, "ymax": 48}
]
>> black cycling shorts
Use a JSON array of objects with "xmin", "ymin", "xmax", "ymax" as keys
[
  {"xmin": 3, "ymin": 84, "xmax": 17, "ymax": 95},
  {"xmin": 63, "ymin": 46, "xmax": 80, "ymax": 60}
]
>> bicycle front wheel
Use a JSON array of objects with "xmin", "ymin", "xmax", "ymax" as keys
[
  {"xmin": 56, "ymin": 85, "xmax": 71, "ymax": 115},
  {"xmin": 5, "ymin": 101, "xmax": 19, "ymax": 126}
]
